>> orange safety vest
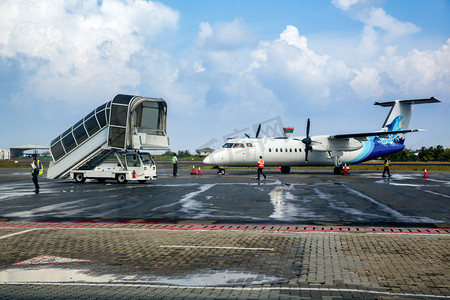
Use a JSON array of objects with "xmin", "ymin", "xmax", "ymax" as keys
[{"xmin": 258, "ymin": 159, "xmax": 264, "ymax": 168}]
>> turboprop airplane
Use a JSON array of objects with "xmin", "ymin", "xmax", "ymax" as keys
[{"xmin": 203, "ymin": 97, "xmax": 440, "ymax": 175}]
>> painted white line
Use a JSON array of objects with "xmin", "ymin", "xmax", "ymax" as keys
[
  {"xmin": 0, "ymin": 282, "xmax": 448, "ymax": 298},
  {"xmin": 0, "ymin": 229, "xmax": 37, "ymax": 240},
  {"xmin": 160, "ymin": 245, "xmax": 274, "ymax": 251}
]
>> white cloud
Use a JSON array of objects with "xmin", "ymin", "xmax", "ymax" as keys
[
  {"xmin": 0, "ymin": 0, "xmax": 179, "ymax": 103},
  {"xmin": 331, "ymin": 0, "xmax": 363, "ymax": 11},
  {"xmin": 363, "ymin": 7, "xmax": 421, "ymax": 40},
  {"xmin": 379, "ymin": 39, "xmax": 450, "ymax": 96},
  {"xmin": 350, "ymin": 67, "xmax": 383, "ymax": 99}
]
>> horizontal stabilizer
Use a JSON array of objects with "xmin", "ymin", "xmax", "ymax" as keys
[
  {"xmin": 374, "ymin": 97, "xmax": 440, "ymax": 107},
  {"xmin": 332, "ymin": 129, "xmax": 425, "ymax": 139}
]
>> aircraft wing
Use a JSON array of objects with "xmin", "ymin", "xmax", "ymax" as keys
[{"xmin": 331, "ymin": 129, "xmax": 424, "ymax": 140}]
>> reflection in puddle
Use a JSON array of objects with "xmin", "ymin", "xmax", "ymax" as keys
[
  {"xmin": 153, "ymin": 271, "xmax": 280, "ymax": 286},
  {"xmin": 0, "ymin": 268, "xmax": 114, "ymax": 283},
  {"xmin": 0, "ymin": 268, "xmax": 280, "ymax": 286}
]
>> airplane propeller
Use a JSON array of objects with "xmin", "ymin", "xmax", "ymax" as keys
[
  {"xmin": 301, "ymin": 118, "xmax": 313, "ymax": 161},
  {"xmin": 255, "ymin": 124, "xmax": 261, "ymax": 138},
  {"xmin": 244, "ymin": 124, "xmax": 262, "ymax": 139}
]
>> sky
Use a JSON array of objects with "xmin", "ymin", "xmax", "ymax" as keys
[{"xmin": 0, "ymin": 0, "xmax": 449, "ymax": 153}]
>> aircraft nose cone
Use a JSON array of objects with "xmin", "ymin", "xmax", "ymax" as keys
[{"xmin": 203, "ymin": 155, "xmax": 211, "ymax": 165}]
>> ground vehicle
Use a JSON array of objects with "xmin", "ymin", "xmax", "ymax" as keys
[
  {"xmin": 70, "ymin": 151, "xmax": 156, "ymax": 184},
  {"xmin": 47, "ymin": 94, "xmax": 169, "ymax": 182}
]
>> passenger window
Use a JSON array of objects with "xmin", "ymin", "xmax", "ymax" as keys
[
  {"xmin": 295, "ymin": 148, "xmax": 297, "ymax": 152},
  {"xmin": 276, "ymin": 148, "xmax": 278, "ymax": 152},
  {"xmin": 290, "ymin": 148, "xmax": 292, "ymax": 152},
  {"xmin": 299, "ymin": 148, "xmax": 302, "ymax": 152},
  {"xmin": 285, "ymin": 148, "xmax": 288, "ymax": 152},
  {"xmin": 269, "ymin": 148, "xmax": 271, "ymax": 152},
  {"xmin": 280, "ymin": 148, "xmax": 283, "ymax": 152}
]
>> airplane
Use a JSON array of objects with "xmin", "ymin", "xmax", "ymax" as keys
[{"xmin": 202, "ymin": 97, "xmax": 440, "ymax": 175}]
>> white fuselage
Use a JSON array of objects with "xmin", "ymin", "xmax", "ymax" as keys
[{"xmin": 203, "ymin": 136, "xmax": 363, "ymax": 168}]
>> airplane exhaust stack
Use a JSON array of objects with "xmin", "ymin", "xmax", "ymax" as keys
[{"xmin": 283, "ymin": 128, "xmax": 294, "ymax": 137}]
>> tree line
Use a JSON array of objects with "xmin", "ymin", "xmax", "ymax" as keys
[{"xmin": 388, "ymin": 146, "xmax": 450, "ymax": 162}]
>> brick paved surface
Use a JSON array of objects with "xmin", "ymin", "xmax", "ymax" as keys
[{"xmin": 0, "ymin": 223, "xmax": 449, "ymax": 299}]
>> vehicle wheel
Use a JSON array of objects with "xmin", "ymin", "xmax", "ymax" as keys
[
  {"xmin": 97, "ymin": 178, "xmax": 106, "ymax": 183},
  {"xmin": 138, "ymin": 180, "xmax": 147, "ymax": 184},
  {"xmin": 116, "ymin": 174, "xmax": 128, "ymax": 184},
  {"xmin": 218, "ymin": 168, "xmax": 226, "ymax": 175},
  {"xmin": 334, "ymin": 166, "xmax": 342, "ymax": 175},
  {"xmin": 280, "ymin": 166, "xmax": 291, "ymax": 174},
  {"xmin": 74, "ymin": 173, "xmax": 86, "ymax": 183}
]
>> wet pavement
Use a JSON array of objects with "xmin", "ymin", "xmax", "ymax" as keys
[
  {"xmin": 0, "ymin": 165, "xmax": 449, "ymax": 299},
  {"xmin": 0, "ymin": 165, "xmax": 449, "ymax": 226}
]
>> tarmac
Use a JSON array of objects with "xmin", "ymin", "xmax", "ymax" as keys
[{"xmin": 0, "ymin": 165, "xmax": 449, "ymax": 299}]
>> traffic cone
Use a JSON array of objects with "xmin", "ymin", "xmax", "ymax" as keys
[
  {"xmin": 198, "ymin": 167, "xmax": 202, "ymax": 175},
  {"xmin": 343, "ymin": 163, "xmax": 348, "ymax": 175},
  {"xmin": 424, "ymin": 169, "xmax": 428, "ymax": 178},
  {"xmin": 191, "ymin": 165, "xmax": 196, "ymax": 175}
]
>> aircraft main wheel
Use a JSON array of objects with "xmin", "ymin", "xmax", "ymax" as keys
[
  {"xmin": 334, "ymin": 166, "xmax": 342, "ymax": 175},
  {"xmin": 280, "ymin": 166, "xmax": 291, "ymax": 174},
  {"xmin": 74, "ymin": 173, "xmax": 86, "ymax": 183},
  {"xmin": 116, "ymin": 174, "xmax": 128, "ymax": 184}
]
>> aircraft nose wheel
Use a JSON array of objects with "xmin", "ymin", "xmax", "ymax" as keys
[{"xmin": 218, "ymin": 168, "xmax": 226, "ymax": 175}]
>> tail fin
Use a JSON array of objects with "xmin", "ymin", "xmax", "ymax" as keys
[{"xmin": 374, "ymin": 97, "xmax": 440, "ymax": 143}]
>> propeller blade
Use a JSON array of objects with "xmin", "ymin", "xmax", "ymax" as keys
[
  {"xmin": 306, "ymin": 118, "xmax": 310, "ymax": 138},
  {"xmin": 244, "ymin": 133, "xmax": 250, "ymax": 138},
  {"xmin": 302, "ymin": 118, "xmax": 312, "ymax": 162},
  {"xmin": 255, "ymin": 124, "xmax": 261, "ymax": 138}
]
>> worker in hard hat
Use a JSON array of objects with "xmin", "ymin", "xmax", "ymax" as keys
[
  {"xmin": 172, "ymin": 153, "xmax": 178, "ymax": 176},
  {"xmin": 257, "ymin": 156, "xmax": 266, "ymax": 181},
  {"xmin": 31, "ymin": 154, "xmax": 44, "ymax": 194},
  {"xmin": 382, "ymin": 156, "xmax": 391, "ymax": 177}
]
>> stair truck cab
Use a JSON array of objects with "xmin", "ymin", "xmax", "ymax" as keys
[{"xmin": 47, "ymin": 94, "xmax": 169, "ymax": 183}]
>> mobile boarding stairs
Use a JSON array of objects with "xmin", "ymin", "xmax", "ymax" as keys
[{"xmin": 47, "ymin": 94, "xmax": 169, "ymax": 180}]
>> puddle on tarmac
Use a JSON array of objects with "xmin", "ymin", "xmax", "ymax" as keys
[
  {"xmin": 0, "ymin": 268, "xmax": 280, "ymax": 286},
  {"xmin": 0, "ymin": 267, "xmax": 115, "ymax": 283},
  {"xmin": 152, "ymin": 271, "xmax": 281, "ymax": 286}
]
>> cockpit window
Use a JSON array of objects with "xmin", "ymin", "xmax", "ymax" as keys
[
  {"xmin": 233, "ymin": 143, "xmax": 245, "ymax": 148},
  {"xmin": 222, "ymin": 143, "xmax": 234, "ymax": 148}
]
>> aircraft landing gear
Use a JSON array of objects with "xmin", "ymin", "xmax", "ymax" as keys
[
  {"xmin": 280, "ymin": 166, "xmax": 291, "ymax": 174},
  {"xmin": 334, "ymin": 166, "xmax": 342, "ymax": 175},
  {"xmin": 217, "ymin": 168, "xmax": 226, "ymax": 175}
]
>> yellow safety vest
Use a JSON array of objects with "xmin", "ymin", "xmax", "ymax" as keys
[
  {"xmin": 32, "ymin": 160, "xmax": 44, "ymax": 175},
  {"xmin": 384, "ymin": 160, "xmax": 390, "ymax": 167},
  {"xmin": 172, "ymin": 156, "xmax": 177, "ymax": 164}
]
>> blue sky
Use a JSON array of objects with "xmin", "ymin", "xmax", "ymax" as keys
[{"xmin": 0, "ymin": 0, "xmax": 449, "ymax": 152}]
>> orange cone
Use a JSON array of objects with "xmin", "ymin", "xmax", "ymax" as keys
[
  {"xmin": 198, "ymin": 167, "xmax": 202, "ymax": 175},
  {"xmin": 191, "ymin": 165, "xmax": 196, "ymax": 175},
  {"xmin": 343, "ymin": 163, "xmax": 348, "ymax": 175},
  {"xmin": 424, "ymin": 169, "xmax": 428, "ymax": 178}
]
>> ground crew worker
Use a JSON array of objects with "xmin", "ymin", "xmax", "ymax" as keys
[
  {"xmin": 31, "ymin": 154, "xmax": 43, "ymax": 194},
  {"xmin": 257, "ymin": 156, "xmax": 266, "ymax": 180},
  {"xmin": 382, "ymin": 156, "xmax": 391, "ymax": 177},
  {"xmin": 172, "ymin": 153, "xmax": 178, "ymax": 176}
]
